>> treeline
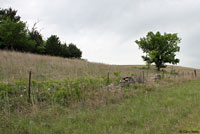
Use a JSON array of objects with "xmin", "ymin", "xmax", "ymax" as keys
[{"xmin": 0, "ymin": 8, "xmax": 82, "ymax": 58}]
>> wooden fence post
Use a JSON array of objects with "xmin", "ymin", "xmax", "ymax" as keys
[
  {"xmin": 107, "ymin": 72, "xmax": 110, "ymax": 85},
  {"xmin": 28, "ymin": 71, "xmax": 31, "ymax": 103},
  {"xmin": 162, "ymin": 70, "xmax": 164, "ymax": 78},
  {"xmin": 143, "ymin": 71, "xmax": 145, "ymax": 83},
  {"xmin": 194, "ymin": 70, "xmax": 197, "ymax": 77},
  {"xmin": 147, "ymin": 70, "xmax": 149, "ymax": 77}
]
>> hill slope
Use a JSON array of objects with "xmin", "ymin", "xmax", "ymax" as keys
[{"xmin": 0, "ymin": 50, "xmax": 198, "ymax": 82}]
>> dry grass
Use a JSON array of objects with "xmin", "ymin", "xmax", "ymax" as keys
[
  {"xmin": 0, "ymin": 50, "xmax": 199, "ymax": 83},
  {"xmin": 0, "ymin": 50, "xmax": 136, "ymax": 81}
]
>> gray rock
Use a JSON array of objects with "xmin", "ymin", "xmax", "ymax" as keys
[
  {"xmin": 154, "ymin": 74, "xmax": 161, "ymax": 80},
  {"xmin": 119, "ymin": 77, "xmax": 135, "ymax": 87}
]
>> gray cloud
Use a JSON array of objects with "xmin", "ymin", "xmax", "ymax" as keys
[{"xmin": 2, "ymin": 0, "xmax": 200, "ymax": 68}]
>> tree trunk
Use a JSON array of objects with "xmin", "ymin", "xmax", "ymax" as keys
[
  {"xmin": 157, "ymin": 67, "xmax": 160, "ymax": 71},
  {"xmin": 156, "ymin": 64, "xmax": 161, "ymax": 71}
]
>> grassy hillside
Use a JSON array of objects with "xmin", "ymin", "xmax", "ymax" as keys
[
  {"xmin": 1, "ymin": 50, "xmax": 200, "ymax": 134},
  {"xmin": 0, "ymin": 50, "xmax": 199, "ymax": 82}
]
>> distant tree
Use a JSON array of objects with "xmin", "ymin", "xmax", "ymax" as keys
[
  {"xmin": 29, "ymin": 23, "xmax": 45, "ymax": 54},
  {"xmin": 46, "ymin": 35, "xmax": 62, "ymax": 56},
  {"xmin": 0, "ymin": 8, "xmax": 21, "ymax": 24},
  {"xmin": 61, "ymin": 43, "xmax": 69, "ymax": 58},
  {"xmin": 0, "ymin": 18, "xmax": 35, "ymax": 51},
  {"xmin": 68, "ymin": 43, "xmax": 82, "ymax": 58},
  {"xmin": 135, "ymin": 31, "xmax": 181, "ymax": 71}
]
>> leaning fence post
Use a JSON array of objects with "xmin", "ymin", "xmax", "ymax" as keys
[{"xmin": 28, "ymin": 71, "xmax": 31, "ymax": 103}]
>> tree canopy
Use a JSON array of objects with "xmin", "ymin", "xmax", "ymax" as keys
[
  {"xmin": 0, "ymin": 8, "xmax": 20, "ymax": 23},
  {"xmin": 0, "ymin": 7, "xmax": 82, "ymax": 59},
  {"xmin": 28, "ymin": 23, "xmax": 45, "ymax": 54},
  {"xmin": 135, "ymin": 31, "xmax": 181, "ymax": 71},
  {"xmin": 0, "ymin": 18, "xmax": 35, "ymax": 51}
]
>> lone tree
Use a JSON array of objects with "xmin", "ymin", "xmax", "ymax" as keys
[{"xmin": 135, "ymin": 31, "xmax": 181, "ymax": 71}]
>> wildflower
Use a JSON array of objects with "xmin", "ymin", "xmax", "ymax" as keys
[
  {"xmin": 4, "ymin": 69, "xmax": 7, "ymax": 74},
  {"xmin": 20, "ymin": 94, "xmax": 23, "ymax": 97},
  {"xmin": 48, "ymin": 88, "xmax": 51, "ymax": 91},
  {"xmin": 80, "ymin": 101, "xmax": 84, "ymax": 107}
]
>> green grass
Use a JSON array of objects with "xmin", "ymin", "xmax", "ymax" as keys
[
  {"xmin": 1, "ymin": 80, "xmax": 200, "ymax": 134},
  {"xmin": 0, "ymin": 76, "xmax": 122, "ymax": 110}
]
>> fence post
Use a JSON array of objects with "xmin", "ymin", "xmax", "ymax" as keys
[
  {"xmin": 142, "ymin": 71, "xmax": 145, "ymax": 83},
  {"xmin": 28, "ymin": 71, "xmax": 31, "ymax": 103},
  {"xmin": 194, "ymin": 70, "xmax": 197, "ymax": 77},
  {"xmin": 107, "ymin": 72, "xmax": 110, "ymax": 85},
  {"xmin": 147, "ymin": 70, "xmax": 149, "ymax": 77},
  {"xmin": 162, "ymin": 70, "xmax": 164, "ymax": 78}
]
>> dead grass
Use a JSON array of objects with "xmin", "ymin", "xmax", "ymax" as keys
[
  {"xmin": 0, "ymin": 50, "xmax": 131, "ymax": 81},
  {"xmin": 0, "ymin": 50, "xmax": 200, "ymax": 84}
]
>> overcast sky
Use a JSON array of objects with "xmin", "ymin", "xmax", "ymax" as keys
[{"xmin": 1, "ymin": 0, "xmax": 200, "ymax": 68}]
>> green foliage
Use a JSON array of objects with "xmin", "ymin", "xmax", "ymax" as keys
[
  {"xmin": 0, "ymin": 8, "xmax": 35, "ymax": 51},
  {"xmin": 0, "ymin": 7, "xmax": 83, "ymax": 59},
  {"xmin": 135, "ymin": 31, "xmax": 181, "ymax": 71},
  {"xmin": 36, "ymin": 45, "xmax": 46, "ymax": 54},
  {"xmin": 28, "ymin": 23, "xmax": 45, "ymax": 53},
  {"xmin": 54, "ymin": 88, "xmax": 70, "ymax": 105},
  {"xmin": 170, "ymin": 69, "xmax": 179, "ymax": 75},
  {"xmin": 45, "ymin": 36, "xmax": 82, "ymax": 58},
  {"xmin": 0, "ymin": 18, "xmax": 35, "ymax": 51},
  {"xmin": 46, "ymin": 35, "xmax": 62, "ymax": 56},
  {"xmin": 131, "ymin": 83, "xmax": 147, "ymax": 89},
  {"xmin": 68, "ymin": 43, "xmax": 82, "ymax": 58},
  {"xmin": 130, "ymin": 73, "xmax": 134, "ymax": 77},
  {"xmin": 0, "ymin": 77, "xmax": 111, "ymax": 109},
  {"xmin": 0, "ymin": 7, "xmax": 20, "ymax": 23},
  {"xmin": 113, "ymin": 72, "xmax": 121, "ymax": 84},
  {"xmin": 61, "ymin": 43, "xmax": 69, "ymax": 58},
  {"xmin": 0, "ymin": 81, "xmax": 29, "ymax": 111},
  {"xmin": 138, "ymin": 66, "xmax": 150, "ymax": 70},
  {"xmin": 114, "ymin": 72, "xmax": 120, "ymax": 77}
]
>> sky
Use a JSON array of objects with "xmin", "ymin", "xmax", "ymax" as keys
[{"xmin": 1, "ymin": 0, "xmax": 200, "ymax": 68}]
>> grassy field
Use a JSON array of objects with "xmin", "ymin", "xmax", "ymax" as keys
[
  {"xmin": 1, "ymin": 79, "xmax": 200, "ymax": 134},
  {"xmin": 1, "ymin": 50, "xmax": 200, "ymax": 134},
  {"xmin": 0, "ymin": 50, "xmax": 199, "ymax": 82}
]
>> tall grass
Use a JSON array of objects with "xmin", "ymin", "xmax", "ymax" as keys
[
  {"xmin": 1, "ymin": 50, "xmax": 199, "ymax": 82},
  {"xmin": 0, "ymin": 50, "xmax": 137, "ymax": 81}
]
